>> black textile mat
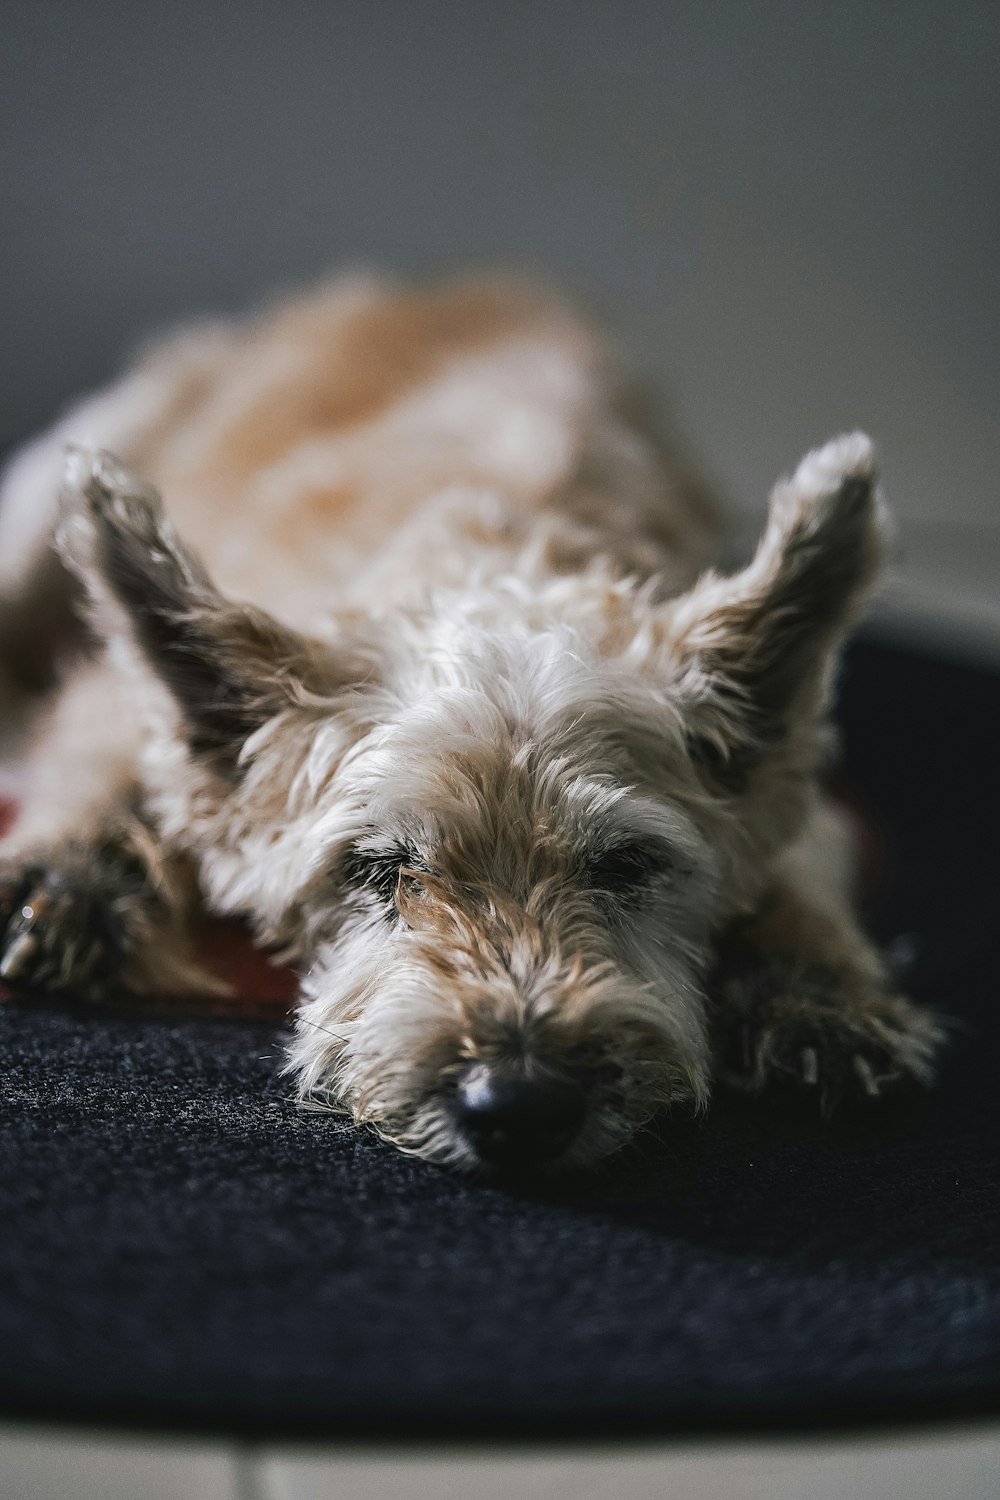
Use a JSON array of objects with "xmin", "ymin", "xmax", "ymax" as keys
[{"xmin": 1, "ymin": 635, "xmax": 998, "ymax": 1438}]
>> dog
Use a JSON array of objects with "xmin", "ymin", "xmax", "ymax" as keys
[{"xmin": 0, "ymin": 273, "xmax": 942, "ymax": 1171}]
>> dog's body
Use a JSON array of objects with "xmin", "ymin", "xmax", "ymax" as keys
[{"xmin": 0, "ymin": 274, "xmax": 941, "ymax": 1169}]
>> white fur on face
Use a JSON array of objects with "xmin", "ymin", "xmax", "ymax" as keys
[{"xmin": 279, "ymin": 624, "xmax": 721, "ymax": 1169}]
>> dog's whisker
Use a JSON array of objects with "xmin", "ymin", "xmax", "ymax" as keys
[{"xmin": 293, "ymin": 1015, "xmax": 360, "ymax": 1043}]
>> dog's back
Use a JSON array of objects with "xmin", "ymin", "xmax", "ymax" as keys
[{"xmin": 0, "ymin": 274, "xmax": 716, "ymax": 637}]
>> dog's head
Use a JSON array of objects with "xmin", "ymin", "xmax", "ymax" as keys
[{"xmin": 61, "ymin": 434, "xmax": 883, "ymax": 1171}]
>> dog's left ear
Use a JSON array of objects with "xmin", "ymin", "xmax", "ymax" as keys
[
  {"xmin": 58, "ymin": 449, "xmax": 357, "ymax": 773},
  {"xmin": 664, "ymin": 433, "xmax": 885, "ymax": 789}
]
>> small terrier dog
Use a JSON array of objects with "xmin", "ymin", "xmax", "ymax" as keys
[{"xmin": 0, "ymin": 274, "xmax": 942, "ymax": 1170}]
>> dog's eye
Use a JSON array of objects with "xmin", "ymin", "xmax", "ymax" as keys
[
  {"xmin": 343, "ymin": 844, "xmax": 418, "ymax": 906},
  {"xmin": 584, "ymin": 839, "xmax": 670, "ymax": 897}
]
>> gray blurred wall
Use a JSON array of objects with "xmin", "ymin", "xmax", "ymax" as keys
[{"xmin": 3, "ymin": 0, "xmax": 998, "ymax": 550}]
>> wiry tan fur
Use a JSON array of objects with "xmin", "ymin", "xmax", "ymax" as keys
[{"xmin": 0, "ymin": 272, "xmax": 942, "ymax": 1171}]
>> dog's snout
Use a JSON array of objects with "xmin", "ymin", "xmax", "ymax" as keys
[{"xmin": 454, "ymin": 1065, "xmax": 587, "ymax": 1167}]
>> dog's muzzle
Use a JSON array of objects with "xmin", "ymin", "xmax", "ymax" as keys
[{"xmin": 453, "ymin": 1063, "xmax": 587, "ymax": 1169}]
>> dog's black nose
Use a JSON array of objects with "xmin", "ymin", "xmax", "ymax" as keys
[{"xmin": 455, "ymin": 1066, "xmax": 587, "ymax": 1167}]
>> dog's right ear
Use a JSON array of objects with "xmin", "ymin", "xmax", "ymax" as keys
[{"xmin": 58, "ymin": 449, "xmax": 363, "ymax": 774}]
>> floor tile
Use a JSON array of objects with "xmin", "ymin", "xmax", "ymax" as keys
[
  {"xmin": 0, "ymin": 1423, "xmax": 239, "ymax": 1500},
  {"xmin": 257, "ymin": 1424, "xmax": 1000, "ymax": 1500}
]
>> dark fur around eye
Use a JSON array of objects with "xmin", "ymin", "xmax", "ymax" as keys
[
  {"xmin": 342, "ymin": 844, "xmax": 417, "ymax": 905},
  {"xmin": 584, "ymin": 840, "xmax": 672, "ymax": 896}
]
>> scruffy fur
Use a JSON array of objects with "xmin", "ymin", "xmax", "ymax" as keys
[{"xmin": 0, "ymin": 274, "xmax": 942, "ymax": 1170}]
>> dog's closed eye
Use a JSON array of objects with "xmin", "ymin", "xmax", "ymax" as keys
[
  {"xmin": 583, "ymin": 839, "xmax": 674, "ymax": 900},
  {"xmin": 343, "ymin": 843, "xmax": 422, "ymax": 907}
]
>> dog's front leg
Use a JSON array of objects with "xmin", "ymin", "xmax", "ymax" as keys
[
  {"xmin": 709, "ymin": 869, "xmax": 944, "ymax": 1110},
  {"xmin": 0, "ymin": 659, "xmax": 214, "ymax": 1003}
]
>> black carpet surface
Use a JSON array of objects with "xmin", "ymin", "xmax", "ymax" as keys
[{"xmin": 1, "ymin": 635, "xmax": 998, "ymax": 1438}]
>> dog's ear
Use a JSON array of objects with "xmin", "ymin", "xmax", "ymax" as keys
[
  {"xmin": 58, "ymin": 449, "xmax": 353, "ymax": 773},
  {"xmin": 664, "ymin": 434, "xmax": 885, "ymax": 790}
]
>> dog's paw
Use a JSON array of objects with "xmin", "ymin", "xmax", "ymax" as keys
[
  {"xmin": 712, "ymin": 956, "xmax": 944, "ymax": 1112},
  {"xmin": 0, "ymin": 848, "xmax": 143, "ymax": 1002}
]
